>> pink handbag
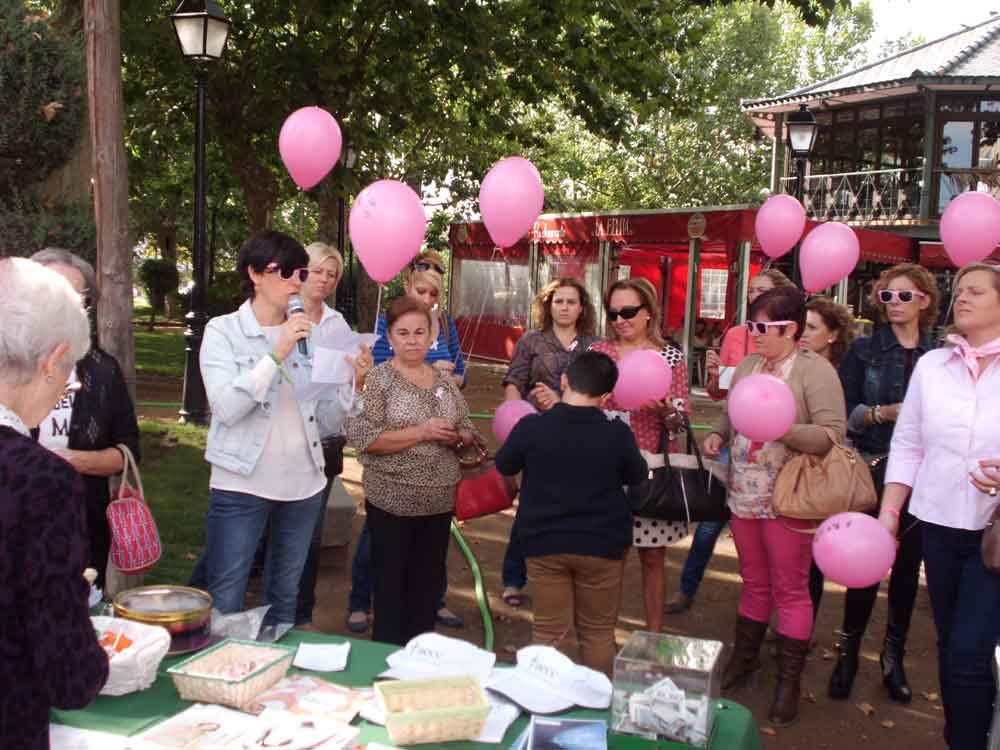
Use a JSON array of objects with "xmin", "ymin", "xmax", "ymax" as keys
[{"xmin": 106, "ymin": 444, "xmax": 161, "ymax": 574}]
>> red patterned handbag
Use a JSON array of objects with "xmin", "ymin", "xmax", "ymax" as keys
[
  {"xmin": 454, "ymin": 445, "xmax": 519, "ymax": 522},
  {"xmin": 106, "ymin": 444, "xmax": 161, "ymax": 573}
]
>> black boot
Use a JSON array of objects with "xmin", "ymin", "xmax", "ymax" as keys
[
  {"xmin": 880, "ymin": 630, "xmax": 912, "ymax": 704},
  {"xmin": 827, "ymin": 631, "xmax": 861, "ymax": 700}
]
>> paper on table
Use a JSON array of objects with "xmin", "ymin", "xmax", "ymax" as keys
[
  {"xmin": 718, "ymin": 366, "xmax": 736, "ymax": 390},
  {"xmin": 474, "ymin": 692, "xmax": 522, "ymax": 744},
  {"xmin": 293, "ymin": 642, "xmax": 351, "ymax": 672},
  {"xmin": 49, "ymin": 725, "xmax": 129, "ymax": 750}
]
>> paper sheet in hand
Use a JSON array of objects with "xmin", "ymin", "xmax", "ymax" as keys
[
  {"xmin": 293, "ymin": 641, "xmax": 351, "ymax": 672},
  {"xmin": 295, "ymin": 328, "xmax": 379, "ymax": 400},
  {"xmin": 718, "ymin": 366, "xmax": 735, "ymax": 390}
]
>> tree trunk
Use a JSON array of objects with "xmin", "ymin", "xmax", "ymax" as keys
[
  {"xmin": 84, "ymin": 0, "xmax": 134, "ymax": 398},
  {"xmin": 237, "ymin": 159, "xmax": 278, "ymax": 231}
]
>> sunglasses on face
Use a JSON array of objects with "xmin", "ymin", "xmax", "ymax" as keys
[
  {"xmin": 412, "ymin": 261, "xmax": 445, "ymax": 275},
  {"xmin": 878, "ymin": 289, "xmax": 926, "ymax": 304},
  {"xmin": 746, "ymin": 320, "xmax": 793, "ymax": 335},
  {"xmin": 607, "ymin": 305, "xmax": 645, "ymax": 322},
  {"xmin": 265, "ymin": 263, "xmax": 309, "ymax": 283}
]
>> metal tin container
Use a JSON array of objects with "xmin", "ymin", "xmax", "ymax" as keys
[{"xmin": 113, "ymin": 585, "xmax": 213, "ymax": 655}]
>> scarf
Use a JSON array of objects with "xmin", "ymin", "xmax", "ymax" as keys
[
  {"xmin": 946, "ymin": 333, "xmax": 1000, "ymax": 378},
  {"xmin": 0, "ymin": 402, "xmax": 29, "ymax": 437}
]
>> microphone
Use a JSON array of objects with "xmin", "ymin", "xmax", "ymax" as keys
[{"xmin": 288, "ymin": 294, "xmax": 309, "ymax": 356}]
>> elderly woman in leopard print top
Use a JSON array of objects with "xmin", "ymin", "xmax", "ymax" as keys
[
  {"xmin": 347, "ymin": 296, "xmax": 479, "ymax": 646},
  {"xmin": 0, "ymin": 258, "xmax": 108, "ymax": 750}
]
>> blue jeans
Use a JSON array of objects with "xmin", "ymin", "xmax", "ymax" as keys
[
  {"xmin": 295, "ymin": 481, "xmax": 331, "ymax": 625},
  {"xmin": 204, "ymin": 488, "xmax": 324, "ymax": 628},
  {"xmin": 678, "ymin": 521, "xmax": 727, "ymax": 600},
  {"xmin": 922, "ymin": 521, "xmax": 1000, "ymax": 750},
  {"xmin": 348, "ymin": 518, "xmax": 448, "ymax": 613}
]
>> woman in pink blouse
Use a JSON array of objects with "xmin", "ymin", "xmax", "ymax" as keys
[
  {"xmin": 879, "ymin": 262, "xmax": 1000, "ymax": 750},
  {"xmin": 590, "ymin": 277, "xmax": 689, "ymax": 634}
]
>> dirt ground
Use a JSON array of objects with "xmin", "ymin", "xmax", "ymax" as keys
[{"xmin": 138, "ymin": 363, "xmax": 947, "ymax": 750}]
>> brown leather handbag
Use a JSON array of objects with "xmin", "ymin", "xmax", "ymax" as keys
[
  {"xmin": 983, "ymin": 505, "xmax": 1000, "ymax": 575},
  {"xmin": 771, "ymin": 429, "xmax": 877, "ymax": 520}
]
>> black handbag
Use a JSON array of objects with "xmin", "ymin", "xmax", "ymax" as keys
[
  {"xmin": 321, "ymin": 435, "xmax": 347, "ymax": 480},
  {"xmin": 626, "ymin": 414, "xmax": 730, "ymax": 523}
]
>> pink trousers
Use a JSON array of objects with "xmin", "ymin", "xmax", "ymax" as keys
[{"xmin": 730, "ymin": 516, "xmax": 815, "ymax": 640}]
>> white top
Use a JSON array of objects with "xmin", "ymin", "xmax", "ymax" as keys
[
  {"xmin": 885, "ymin": 346, "xmax": 1000, "ymax": 530},
  {"xmin": 210, "ymin": 326, "xmax": 326, "ymax": 502},
  {"xmin": 38, "ymin": 369, "xmax": 77, "ymax": 450}
]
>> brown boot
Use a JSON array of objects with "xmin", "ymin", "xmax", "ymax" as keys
[
  {"xmin": 722, "ymin": 616, "xmax": 768, "ymax": 690},
  {"xmin": 769, "ymin": 634, "xmax": 811, "ymax": 727}
]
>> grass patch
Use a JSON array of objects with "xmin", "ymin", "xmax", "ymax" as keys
[
  {"xmin": 140, "ymin": 419, "xmax": 209, "ymax": 586},
  {"xmin": 135, "ymin": 329, "xmax": 186, "ymax": 378}
]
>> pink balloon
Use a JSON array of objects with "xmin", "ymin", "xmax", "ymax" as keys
[
  {"xmin": 813, "ymin": 512, "xmax": 896, "ymax": 588},
  {"xmin": 728, "ymin": 374, "xmax": 796, "ymax": 442},
  {"xmin": 492, "ymin": 399, "xmax": 537, "ymax": 444},
  {"xmin": 278, "ymin": 107, "xmax": 342, "ymax": 190},
  {"xmin": 799, "ymin": 222, "xmax": 860, "ymax": 293},
  {"xmin": 479, "ymin": 157, "xmax": 544, "ymax": 248},
  {"xmin": 348, "ymin": 180, "xmax": 427, "ymax": 284},
  {"xmin": 755, "ymin": 195, "xmax": 806, "ymax": 259},
  {"xmin": 613, "ymin": 349, "xmax": 673, "ymax": 410},
  {"xmin": 940, "ymin": 191, "xmax": 1000, "ymax": 266}
]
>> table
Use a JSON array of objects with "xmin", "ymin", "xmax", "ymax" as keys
[{"xmin": 54, "ymin": 631, "xmax": 761, "ymax": 750}]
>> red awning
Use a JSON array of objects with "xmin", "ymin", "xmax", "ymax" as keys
[{"xmin": 919, "ymin": 242, "xmax": 1000, "ymax": 268}]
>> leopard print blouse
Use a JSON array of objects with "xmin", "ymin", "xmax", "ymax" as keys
[{"xmin": 347, "ymin": 362, "xmax": 477, "ymax": 516}]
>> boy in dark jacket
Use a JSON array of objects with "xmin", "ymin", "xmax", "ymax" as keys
[{"xmin": 496, "ymin": 351, "xmax": 646, "ymax": 675}]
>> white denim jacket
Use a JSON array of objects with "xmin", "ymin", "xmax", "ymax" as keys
[{"xmin": 200, "ymin": 300, "xmax": 359, "ymax": 476}]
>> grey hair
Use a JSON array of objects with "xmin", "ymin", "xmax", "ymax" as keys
[
  {"xmin": 0, "ymin": 258, "xmax": 90, "ymax": 386},
  {"xmin": 30, "ymin": 247, "xmax": 100, "ymax": 306}
]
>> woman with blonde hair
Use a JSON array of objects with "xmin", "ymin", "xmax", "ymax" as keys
[
  {"xmin": 499, "ymin": 276, "xmax": 598, "ymax": 606},
  {"xmin": 879, "ymin": 263, "xmax": 1000, "ymax": 748},
  {"xmin": 347, "ymin": 250, "xmax": 467, "ymax": 632},
  {"xmin": 828, "ymin": 262, "xmax": 941, "ymax": 704},
  {"xmin": 590, "ymin": 277, "xmax": 690, "ymax": 633}
]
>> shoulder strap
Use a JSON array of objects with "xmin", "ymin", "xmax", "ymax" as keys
[{"xmin": 114, "ymin": 443, "xmax": 145, "ymax": 502}]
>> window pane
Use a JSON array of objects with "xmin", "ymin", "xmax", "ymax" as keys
[
  {"xmin": 835, "ymin": 128, "xmax": 856, "ymax": 168},
  {"xmin": 861, "ymin": 106, "xmax": 881, "ymax": 121},
  {"xmin": 884, "ymin": 102, "xmax": 906, "ymax": 119},
  {"xmin": 453, "ymin": 258, "xmax": 531, "ymax": 328},
  {"xmin": 980, "ymin": 100, "xmax": 1000, "ymax": 113},
  {"xmin": 816, "ymin": 111, "xmax": 833, "ymax": 126},
  {"xmin": 835, "ymin": 109, "xmax": 856, "ymax": 123},
  {"xmin": 940, "ymin": 121, "xmax": 974, "ymax": 168},
  {"xmin": 859, "ymin": 127, "xmax": 879, "ymax": 170},
  {"xmin": 939, "ymin": 96, "xmax": 978, "ymax": 113},
  {"xmin": 980, "ymin": 120, "xmax": 1000, "ymax": 168},
  {"xmin": 698, "ymin": 269, "xmax": 728, "ymax": 320}
]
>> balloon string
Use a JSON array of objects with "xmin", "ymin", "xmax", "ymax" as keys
[
  {"xmin": 297, "ymin": 189, "xmax": 305, "ymax": 240},
  {"xmin": 374, "ymin": 284, "xmax": 383, "ymax": 334}
]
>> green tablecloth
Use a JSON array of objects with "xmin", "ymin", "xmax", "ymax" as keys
[{"xmin": 54, "ymin": 631, "xmax": 761, "ymax": 750}]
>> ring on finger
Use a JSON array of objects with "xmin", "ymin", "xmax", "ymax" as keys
[{"xmin": 990, "ymin": 487, "xmax": 998, "ymax": 497}]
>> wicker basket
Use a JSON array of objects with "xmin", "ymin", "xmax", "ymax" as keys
[
  {"xmin": 375, "ymin": 675, "xmax": 489, "ymax": 746},
  {"xmin": 166, "ymin": 638, "xmax": 294, "ymax": 711}
]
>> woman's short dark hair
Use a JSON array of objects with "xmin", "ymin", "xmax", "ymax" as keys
[
  {"xmin": 748, "ymin": 286, "xmax": 806, "ymax": 341},
  {"xmin": 385, "ymin": 295, "xmax": 431, "ymax": 331},
  {"xmin": 237, "ymin": 230, "xmax": 309, "ymax": 298}
]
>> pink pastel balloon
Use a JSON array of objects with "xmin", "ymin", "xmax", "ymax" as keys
[
  {"xmin": 479, "ymin": 156, "xmax": 544, "ymax": 248},
  {"xmin": 348, "ymin": 180, "xmax": 427, "ymax": 283},
  {"xmin": 813, "ymin": 512, "xmax": 896, "ymax": 588},
  {"xmin": 755, "ymin": 195, "xmax": 806, "ymax": 259},
  {"xmin": 940, "ymin": 191, "xmax": 1000, "ymax": 266},
  {"xmin": 613, "ymin": 349, "xmax": 673, "ymax": 410},
  {"xmin": 799, "ymin": 222, "xmax": 860, "ymax": 292},
  {"xmin": 728, "ymin": 374, "xmax": 795, "ymax": 442},
  {"xmin": 278, "ymin": 107, "xmax": 342, "ymax": 190},
  {"xmin": 492, "ymin": 399, "xmax": 537, "ymax": 444}
]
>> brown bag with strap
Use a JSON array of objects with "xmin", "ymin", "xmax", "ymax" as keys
[{"xmin": 771, "ymin": 428, "xmax": 877, "ymax": 520}]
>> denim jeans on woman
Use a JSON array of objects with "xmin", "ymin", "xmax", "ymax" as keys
[
  {"xmin": 921, "ymin": 520, "xmax": 1000, "ymax": 750},
  {"xmin": 204, "ymin": 488, "xmax": 324, "ymax": 628}
]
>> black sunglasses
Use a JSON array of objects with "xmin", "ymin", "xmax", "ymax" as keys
[
  {"xmin": 607, "ymin": 304, "xmax": 645, "ymax": 322},
  {"xmin": 265, "ymin": 262, "xmax": 309, "ymax": 283},
  {"xmin": 412, "ymin": 261, "xmax": 445, "ymax": 275}
]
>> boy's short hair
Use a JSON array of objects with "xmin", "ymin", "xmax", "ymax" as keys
[{"xmin": 565, "ymin": 351, "xmax": 618, "ymax": 397}]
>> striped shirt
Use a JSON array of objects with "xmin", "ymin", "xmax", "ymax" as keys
[{"xmin": 372, "ymin": 312, "xmax": 467, "ymax": 381}]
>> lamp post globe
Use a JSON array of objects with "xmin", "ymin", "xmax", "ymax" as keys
[{"xmin": 172, "ymin": 0, "xmax": 230, "ymax": 425}]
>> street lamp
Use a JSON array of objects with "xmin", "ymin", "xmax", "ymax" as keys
[
  {"xmin": 336, "ymin": 145, "xmax": 358, "ymax": 326},
  {"xmin": 785, "ymin": 103, "xmax": 818, "ymax": 285},
  {"xmin": 172, "ymin": 0, "xmax": 230, "ymax": 425}
]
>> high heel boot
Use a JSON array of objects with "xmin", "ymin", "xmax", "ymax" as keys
[
  {"xmin": 827, "ymin": 630, "xmax": 861, "ymax": 700},
  {"xmin": 879, "ymin": 628, "xmax": 912, "ymax": 704},
  {"xmin": 769, "ymin": 635, "xmax": 810, "ymax": 727}
]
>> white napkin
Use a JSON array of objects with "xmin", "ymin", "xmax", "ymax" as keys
[{"xmin": 293, "ymin": 642, "xmax": 351, "ymax": 672}]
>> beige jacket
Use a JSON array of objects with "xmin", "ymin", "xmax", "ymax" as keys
[{"xmin": 712, "ymin": 348, "xmax": 846, "ymax": 455}]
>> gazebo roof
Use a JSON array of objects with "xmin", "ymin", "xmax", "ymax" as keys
[{"xmin": 743, "ymin": 16, "xmax": 1000, "ymax": 137}]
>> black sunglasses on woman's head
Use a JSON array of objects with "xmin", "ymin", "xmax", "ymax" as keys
[
  {"xmin": 606, "ymin": 304, "xmax": 645, "ymax": 322},
  {"xmin": 412, "ymin": 261, "xmax": 445, "ymax": 275}
]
